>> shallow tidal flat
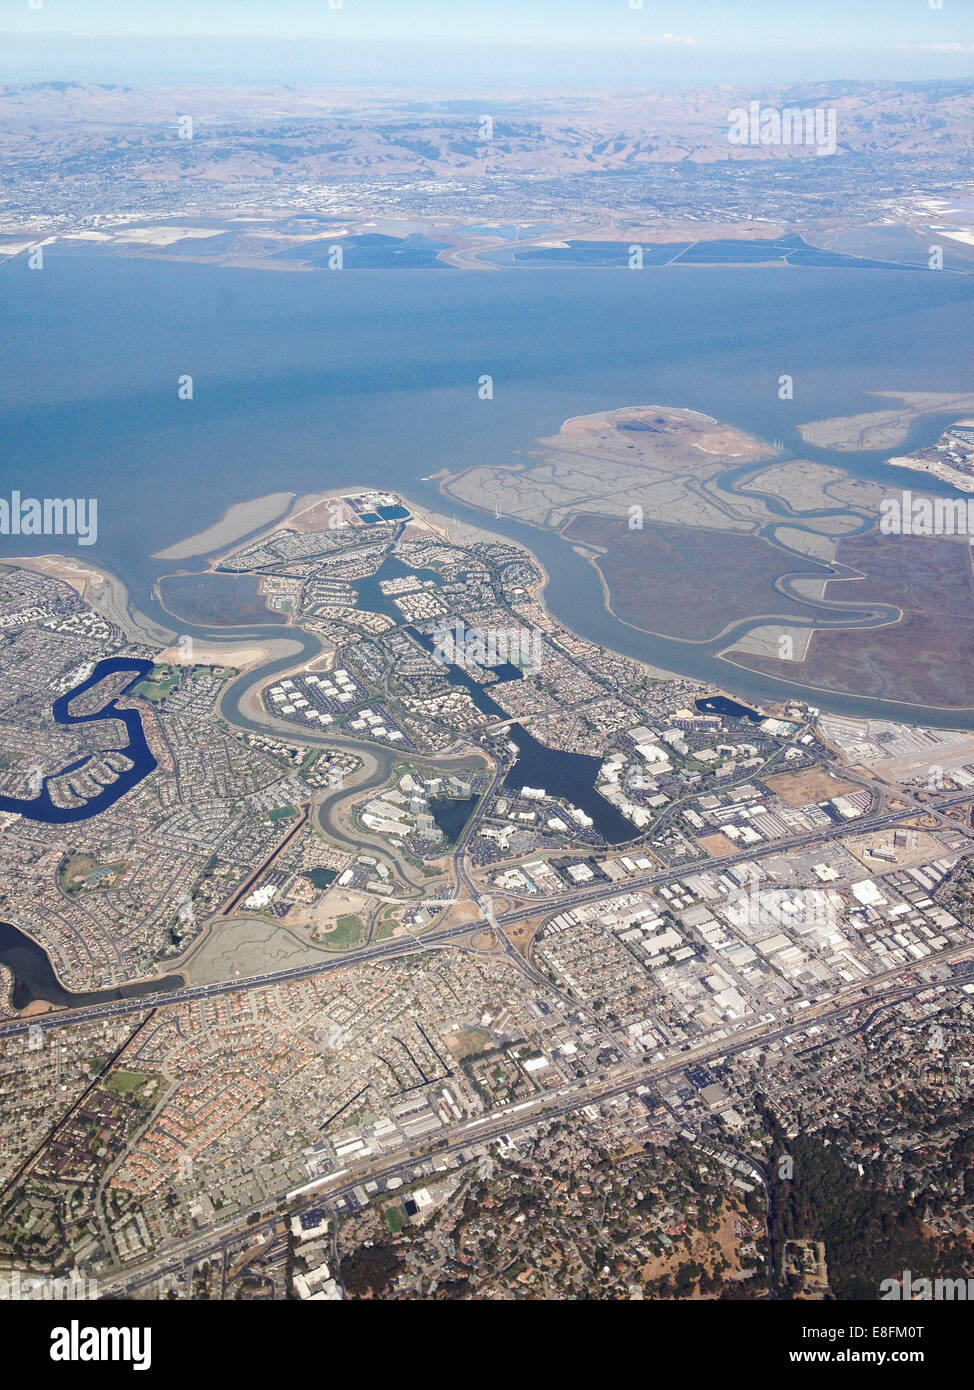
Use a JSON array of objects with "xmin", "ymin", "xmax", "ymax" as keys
[
  {"xmin": 440, "ymin": 400, "xmax": 974, "ymax": 710},
  {"xmin": 730, "ymin": 532, "xmax": 974, "ymax": 709},
  {"xmin": 157, "ymin": 571, "xmax": 278, "ymax": 627},
  {"xmin": 796, "ymin": 391, "xmax": 974, "ymax": 452},
  {"xmin": 562, "ymin": 513, "xmax": 833, "ymax": 641},
  {"xmin": 152, "ymin": 491, "xmax": 294, "ymax": 560},
  {"xmin": 444, "ymin": 403, "xmax": 779, "ymax": 532},
  {"xmin": 443, "ymin": 401, "xmax": 885, "ymax": 648}
]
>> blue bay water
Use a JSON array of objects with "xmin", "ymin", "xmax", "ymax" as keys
[{"xmin": 3, "ymin": 252, "xmax": 974, "ymax": 723}]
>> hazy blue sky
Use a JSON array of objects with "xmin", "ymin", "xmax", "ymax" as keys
[{"xmin": 2, "ymin": 0, "xmax": 973, "ymax": 85}]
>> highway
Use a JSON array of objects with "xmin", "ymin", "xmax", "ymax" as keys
[
  {"xmin": 2, "ymin": 786, "xmax": 971, "ymax": 1041},
  {"xmin": 92, "ymin": 956, "xmax": 974, "ymax": 1296}
]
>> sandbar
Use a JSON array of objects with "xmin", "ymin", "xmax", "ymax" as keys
[{"xmin": 152, "ymin": 492, "xmax": 294, "ymax": 560}]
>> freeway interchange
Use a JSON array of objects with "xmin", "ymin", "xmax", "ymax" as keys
[
  {"xmin": 5, "ymin": 754, "xmax": 973, "ymax": 1295},
  {"xmin": 2, "ymin": 784, "xmax": 970, "ymax": 1043}
]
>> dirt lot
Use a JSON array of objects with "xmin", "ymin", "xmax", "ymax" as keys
[
  {"xmin": 698, "ymin": 832, "xmax": 740, "ymax": 858},
  {"xmin": 284, "ymin": 886, "xmax": 373, "ymax": 933},
  {"xmin": 763, "ymin": 766, "xmax": 859, "ymax": 807},
  {"xmin": 842, "ymin": 828, "xmax": 948, "ymax": 871},
  {"xmin": 503, "ymin": 913, "xmax": 550, "ymax": 959}
]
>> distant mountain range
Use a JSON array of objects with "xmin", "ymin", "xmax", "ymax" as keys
[{"xmin": 2, "ymin": 79, "xmax": 972, "ymax": 184}]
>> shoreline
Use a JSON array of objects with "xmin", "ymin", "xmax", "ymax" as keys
[
  {"xmin": 152, "ymin": 491, "xmax": 295, "ymax": 560},
  {"xmin": 11, "ymin": 464, "xmax": 973, "ymax": 734},
  {"xmin": 2, "ymin": 553, "xmax": 175, "ymax": 646},
  {"xmin": 886, "ymin": 455, "xmax": 974, "ymax": 495}
]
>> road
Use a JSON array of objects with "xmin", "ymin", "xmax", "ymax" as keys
[
  {"xmin": 92, "ymin": 959, "xmax": 974, "ymax": 1296},
  {"xmin": 2, "ymin": 787, "xmax": 971, "ymax": 1041},
  {"xmin": 0, "ymin": 1011, "xmax": 158, "ymax": 1210},
  {"xmin": 219, "ymin": 803, "xmax": 310, "ymax": 916}
]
